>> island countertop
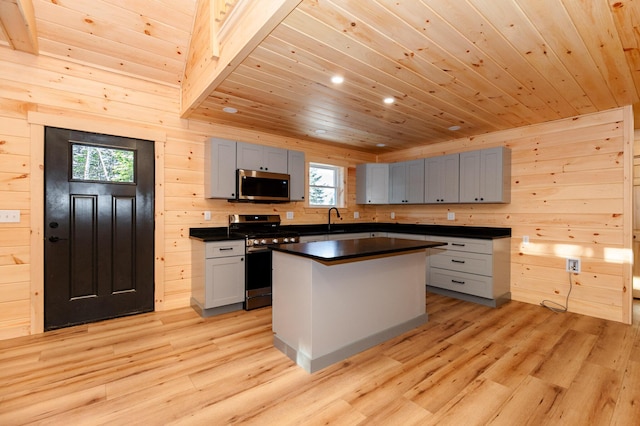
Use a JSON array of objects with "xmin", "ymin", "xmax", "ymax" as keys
[{"xmin": 271, "ymin": 237, "xmax": 445, "ymax": 264}]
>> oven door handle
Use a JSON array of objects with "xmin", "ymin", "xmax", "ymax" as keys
[{"xmin": 247, "ymin": 247, "xmax": 271, "ymax": 253}]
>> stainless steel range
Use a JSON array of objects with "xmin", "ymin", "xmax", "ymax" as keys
[{"xmin": 229, "ymin": 214, "xmax": 298, "ymax": 310}]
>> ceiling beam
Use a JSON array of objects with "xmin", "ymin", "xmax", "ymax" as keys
[
  {"xmin": 0, "ymin": 0, "xmax": 38, "ymax": 54},
  {"xmin": 181, "ymin": 0, "xmax": 301, "ymax": 118}
]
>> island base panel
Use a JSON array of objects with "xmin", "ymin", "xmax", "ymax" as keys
[
  {"xmin": 274, "ymin": 314, "xmax": 427, "ymax": 373},
  {"xmin": 273, "ymin": 251, "xmax": 427, "ymax": 373}
]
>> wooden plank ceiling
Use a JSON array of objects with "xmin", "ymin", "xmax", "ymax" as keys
[{"xmin": 2, "ymin": 0, "xmax": 640, "ymax": 153}]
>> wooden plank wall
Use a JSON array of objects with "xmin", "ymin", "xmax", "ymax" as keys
[
  {"xmin": 0, "ymin": 47, "xmax": 633, "ymax": 339},
  {"xmin": 632, "ymin": 129, "xmax": 640, "ymax": 299},
  {"xmin": 379, "ymin": 108, "xmax": 632, "ymax": 323},
  {"xmin": 0, "ymin": 47, "xmax": 376, "ymax": 339}
]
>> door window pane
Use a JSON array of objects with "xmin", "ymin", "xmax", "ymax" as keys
[{"xmin": 71, "ymin": 144, "xmax": 135, "ymax": 183}]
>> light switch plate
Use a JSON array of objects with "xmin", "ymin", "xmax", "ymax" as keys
[
  {"xmin": 447, "ymin": 212, "xmax": 455, "ymax": 220},
  {"xmin": 0, "ymin": 210, "xmax": 20, "ymax": 223}
]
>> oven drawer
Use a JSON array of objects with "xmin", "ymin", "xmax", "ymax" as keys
[{"xmin": 205, "ymin": 240, "xmax": 245, "ymax": 258}]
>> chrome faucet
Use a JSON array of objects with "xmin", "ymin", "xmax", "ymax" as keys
[{"xmin": 328, "ymin": 207, "xmax": 340, "ymax": 232}]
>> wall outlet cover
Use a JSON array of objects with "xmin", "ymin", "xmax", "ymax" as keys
[
  {"xmin": 447, "ymin": 212, "xmax": 455, "ymax": 220},
  {"xmin": 204, "ymin": 211, "xmax": 211, "ymax": 221},
  {"xmin": 353, "ymin": 211, "xmax": 359, "ymax": 219},
  {"xmin": 566, "ymin": 258, "xmax": 581, "ymax": 273},
  {"xmin": 390, "ymin": 212, "xmax": 395, "ymax": 219},
  {"xmin": 286, "ymin": 211, "xmax": 294, "ymax": 219},
  {"xmin": 0, "ymin": 210, "xmax": 20, "ymax": 223}
]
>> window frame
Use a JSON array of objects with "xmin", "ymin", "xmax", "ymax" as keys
[{"xmin": 308, "ymin": 162, "xmax": 344, "ymax": 207}]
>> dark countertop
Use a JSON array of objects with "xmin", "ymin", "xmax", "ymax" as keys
[
  {"xmin": 283, "ymin": 223, "xmax": 511, "ymax": 239},
  {"xmin": 271, "ymin": 237, "xmax": 446, "ymax": 264},
  {"xmin": 189, "ymin": 222, "xmax": 511, "ymax": 242},
  {"xmin": 189, "ymin": 227, "xmax": 242, "ymax": 242}
]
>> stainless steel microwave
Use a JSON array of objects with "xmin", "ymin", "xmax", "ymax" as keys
[{"xmin": 236, "ymin": 169, "xmax": 290, "ymax": 202}]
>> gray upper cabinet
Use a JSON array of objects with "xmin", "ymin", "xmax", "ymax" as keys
[
  {"xmin": 459, "ymin": 147, "xmax": 511, "ymax": 203},
  {"xmin": 389, "ymin": 159, "xmax": 425, "ymax": 204},
  {"xmin": 424, "ymin": 153, "xmax": 459, "ymax": 203},
  {"xmin": 356, "ymin": 163, "xmax": 389, "ymax": 204},
  {"xmin": 288, "ymin": 150, "xmax": 305, "ymax": 201},
  {"xmin": 205, "ymin": 137, "xmax": 237, "ymax": 199},
  {"xmin": 236, "ymin": 142, "xmax": 288, "ymax": 173}
]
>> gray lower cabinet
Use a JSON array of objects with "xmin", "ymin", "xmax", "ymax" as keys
[
  {"xmin": 191, "ymin": 239, "xmax": 245, "ymax": 316},
  {"xmin": 426, "ymin": 235, "xmax": 511, "ymax": 307}
]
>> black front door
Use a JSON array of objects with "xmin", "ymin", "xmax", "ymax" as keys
[{"xmin": 44, "ymin": 127, "xmax": 155, "ymax": 330}]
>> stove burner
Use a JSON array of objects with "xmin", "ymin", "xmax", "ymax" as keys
[{"xmin": 229, "ymin": 214, "xmax": 299, "ymax": 247}]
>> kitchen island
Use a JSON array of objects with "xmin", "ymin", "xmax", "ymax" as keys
[{"xmin": 271, "ymin": 237, "xmax": 445, "ymax": 373}]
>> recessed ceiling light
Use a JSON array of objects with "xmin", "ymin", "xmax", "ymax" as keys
[
  {"xmin": 376, "ymin": 143, "xmax": 386, "ymax": 147},
  {"xmin": 222, "ymin": 107, "xmax": 238, "ymax": 114},
  {"xmin": 315, "ymin": 129, "xmax": 327, "ymax": 134},
  {"xmin": 448, "ymin": 125, "xmax": 461, "ymax": 131},
  {"xmin": 383, "ymin": 97, "xmax": 394, "ymax": 104},
  {"xmin": 331, "ymin": 75, "xmax": 344, "ymax": 84}
]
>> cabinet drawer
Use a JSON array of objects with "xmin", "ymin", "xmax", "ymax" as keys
[
  {"xmin": 429, "ymin": 251, "xmax": 492, "ymax": 276},
  {"xmin": 429, "ymin": 268, "xmax": 493, "ymax": 299},
  {"xmin": 427, "ymin": 236, "xmax": 492, "ymax": 254},
  {"xmin": 205, "ymin": 240, "xmax": 245, "ymax": 258}
]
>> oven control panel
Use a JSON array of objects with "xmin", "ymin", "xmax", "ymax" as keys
[{"xmin": 246, "ymin": 236, "xmax": 298, "ymax": 247}]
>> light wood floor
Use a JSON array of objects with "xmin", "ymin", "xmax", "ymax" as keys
[{"xmin": 1, "ymin": 293, "xmax": 639, "ymax": 425}]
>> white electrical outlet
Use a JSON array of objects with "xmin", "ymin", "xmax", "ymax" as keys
[
  {"xmin": 566, "ymin": 258, "xmax": 581, "ymax": 273},
  {"xmin": 353, "ymin": 211, "xmax": 359, "ymax": 219},
  {"xmin": 523, "ymin": 235, "xmax": 529, "ymax": 245},
  {"xmin": 0, "ymin": 210, "xmax": 20, "ymax": 223},
  {"xmin": 390, "ymin": 212, "xmax": 395, "ymax": 219},
  {"xmin": 286, "ymin": 211, "xmax": 294, "ymax": 219},
  {"xmin": 204, "ymin": 211, "xmax": 211, "ymax": 221},
  {"xmin": 447, "ymin": 212, "xmax": 455, "ymax": 220}
]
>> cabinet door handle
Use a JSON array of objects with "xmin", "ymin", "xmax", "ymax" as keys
[
  {"xmin": 219, "ymin": 247, "xmax": 235, "ymax": 251},
  {"xmin": 451, "ymin": 259, "xmax": 465, "ymax": 264},
  {"xmin": 451, "ymin": 279, "xmax": 465, "ymax": 285},
  {"xmin": 451, "ymin": 243, "xmax": 466, "ymax": 247}
]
